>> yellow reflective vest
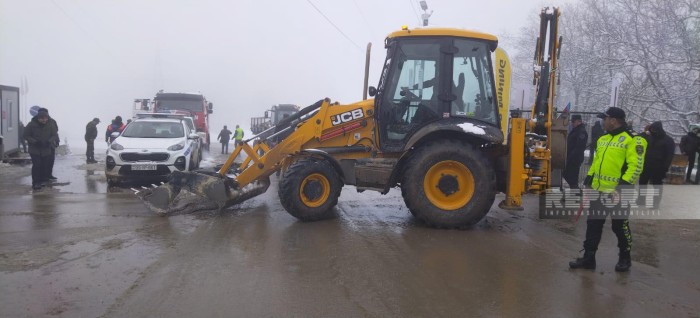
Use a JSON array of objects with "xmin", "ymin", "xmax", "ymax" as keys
[
  {"xmin": 234, "ymin": 127, "xmax": 244, "ymax": 141},
  {"xmin": 587, "ymin": 126, "xmax": 647, "ymax": 193}
]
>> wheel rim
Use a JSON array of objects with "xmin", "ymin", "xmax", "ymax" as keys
[
  {"xmin": 300, "ymin": 173, "xmax": 331, "ymax": 208},
  {"xmin": 423, "ymin": 160, "xmax": 474, "ymax": 210}
]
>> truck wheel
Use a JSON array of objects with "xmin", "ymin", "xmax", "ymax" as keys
[
  {"xmin": 401, "ymin": 139, "xmax": 496, "ymax": 228},
  {"xmin": 279, "ymin": 158, "xmax": 342, "ymax": 221}
]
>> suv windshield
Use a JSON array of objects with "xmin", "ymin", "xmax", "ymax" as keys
[{"xmin": 122, "ymin": 121, "xmax": 184, "ymax": 138}]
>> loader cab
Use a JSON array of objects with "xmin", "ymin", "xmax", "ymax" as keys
[{"xmin": 373, "ymin": 29, "xmax": 499, "ymax": 152}]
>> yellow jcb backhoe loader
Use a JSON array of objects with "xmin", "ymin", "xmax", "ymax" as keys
[{"xmin": 136, "ymin": 7, "xmax": 566, "ymax": 228}]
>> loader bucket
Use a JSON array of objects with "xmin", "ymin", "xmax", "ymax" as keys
[{"xmin": 135, "ymin": 170, "xmax": 270, "ymax": 215}]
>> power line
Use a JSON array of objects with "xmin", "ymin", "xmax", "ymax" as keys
[
  {"xmin": 407, "ymin": 0, "xmax": 421, "ymax": 25},
  {"xmin": 351, "ymin": 0, "xmax": 374, "ymax": 36},
  {"xmin": 305, "ymin": 0, "xmax": 362, "ymax": 51},
  {"xmin": 49, "ymin": 0, "xmax": 133, "ymax": 74}
]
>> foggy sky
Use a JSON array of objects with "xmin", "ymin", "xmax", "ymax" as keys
[{"xmin": 0, "ymin": 0, "xmax": 564, "ymax": 147}]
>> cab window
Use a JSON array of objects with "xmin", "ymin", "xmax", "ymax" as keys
[
  {"xmin": 381, "ymin": 40, "xmax": 442, "ymax": 142},
  {"xmin": 450, "ymin": 40, "xmax": 496, "ymax": 124}
]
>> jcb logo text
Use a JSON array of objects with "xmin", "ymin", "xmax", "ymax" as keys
[{"xmin": 331, "ymin": 108, "xmax": 364, "ymax": 126}]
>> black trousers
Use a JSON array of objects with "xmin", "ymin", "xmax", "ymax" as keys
[
  {"xmin": 221, "ymin": 142, "xmax": 229, "ymax": 154},
  {"xmin": 687, "ymin": 152, "xmax": 698, "ymax": 183},
  {"xmin": 638, "ymin": 170, "xmax": 664, "ymax": 208},
  {"xmin": 47, "ymin": 147, "xmax": 56, "ymax": 177},
  {"xmin": 86, "ymin": 139, "xmax": 95, "ymax": 160},
  {"xmin": 583, "ymin": 197, "xmax": 632, "ymax": 253},
  {"xmin": 639, "ymin": 170, "xmax": 664, "ymax": 185},
  {"xmin": 563, "ymin": 160, "xmax": 583, "ymax": 189},
  {"xmin": 30, "ymin": 153, "xmax": 52, "ymax": 185}
]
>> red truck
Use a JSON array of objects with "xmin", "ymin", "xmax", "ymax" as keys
[{"xmin": 150, "ymin": 91, "xmax": 213, "ymax": 151}]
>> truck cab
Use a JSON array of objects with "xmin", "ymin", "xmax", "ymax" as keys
[{"xmin": 153, "ymin": 91, "xmax": 213, "ymax": 151}]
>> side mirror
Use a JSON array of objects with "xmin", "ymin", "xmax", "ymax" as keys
[
  {"xmin": 264, "ymin": 111, "xmax": 269, "ymax": 118},
  {"xmin": 188, "ymin": 133, "xmax": 200, "ymax": 140},
  {"xmin": 368, "ymin": 86, "xmax": 377, "ymax": 97},
  {"xmin": 208, "ymin": 102, "xmax": 213, "ymax": 114},
  {"xmin": 110, "ymin": 132, "xmax": 120, "ymax": 138}
]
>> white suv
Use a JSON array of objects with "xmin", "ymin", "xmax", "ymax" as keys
[{"xmin": 105, "ymin": 115, "xmax": 201, "ymax": 184}]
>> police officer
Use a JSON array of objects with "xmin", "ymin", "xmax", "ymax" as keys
[
  {"xmin": 569, "ymin": 107, "xmax": 646, "ymax": 272},
  {"xmin": 233, "ymin": 124, "xmax": 244, "ymax": 146}
]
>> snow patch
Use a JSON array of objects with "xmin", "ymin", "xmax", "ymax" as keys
[{"xmin": 457, "ymin": 123, "xmax": 486, "ymax": 135}]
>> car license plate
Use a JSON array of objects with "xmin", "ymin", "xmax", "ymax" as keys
[{"xmin": 132, "ymin": 164, "xmax": 157, "ymax": 171}]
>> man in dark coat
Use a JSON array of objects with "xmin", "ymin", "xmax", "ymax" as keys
[
  {"xmin": 85, "ymin": 118, "xmax": 101, "ymax": 164},
  {"xmin": 564, "ymin": 115, "xmax": 588, "ymax": 189},
  {"xmin": 639, "ymin": 121, "xmax": 675, "ymax": 184},
  {"xmin": 39, "ymin": 108, "xmax": 59, "ymax": 180},
  {"xmin": 23, "ymin": 109, "xmax": 58, "ymax": 190},
  {"xmin": 639, "ymin": 121, "xmax": 675, "ymax": 207},
  {"xmin": 588, "ymin": 121, "xmax": 604, "ymax": 164},
  {"xmin": 680, "ymin": 126, "xmax": 700, "ymax": 184},
  {"xmin": 217, "ymin": 125, "xmax": 232, "ymax": 154}
]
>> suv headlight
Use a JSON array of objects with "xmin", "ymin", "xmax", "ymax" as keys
[
  {"xmin": 110, "ymin": 143, "xmax": 124, "ymax": 151},
  {"xmin": 168, "ymin": 141, "xmax": 186, "ymax": 151}
]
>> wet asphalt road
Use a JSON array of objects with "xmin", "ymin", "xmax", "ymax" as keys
[{"xmin": 1, "ymin": 149, "xmax": 700, "ymax": 317}]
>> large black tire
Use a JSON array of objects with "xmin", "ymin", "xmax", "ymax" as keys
[
  {"xmin": 401, "ymin": 139, "xmax": 496, "ymax": 228},
  {"xmin": 279, "ymin": 158, "xmax": 342, "ymax": 221}
]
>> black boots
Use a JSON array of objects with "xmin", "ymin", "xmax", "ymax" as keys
[
  {"xmin": 615, "ymin": 251, "xmax": 632, "ymax": 272},
  {"xmin": 570, "ymin": 250, "xmax": 631, "ymax": 272},
  {"xmin": 569, "ymin": 250, "xmax": 596, "ymax": 269}
]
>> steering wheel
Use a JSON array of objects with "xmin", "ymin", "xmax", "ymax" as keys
[{"xmin": 400, "ymin": 87, "xmax": 421, "ymax": 101}]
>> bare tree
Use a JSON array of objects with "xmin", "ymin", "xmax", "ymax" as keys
[{"xmin": 508, "ymin": 0, "xmax": 700, "ymax": 137}]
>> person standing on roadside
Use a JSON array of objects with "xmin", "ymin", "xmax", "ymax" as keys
[
  {"xmin": 569, "ymin": 107, "xmax": 646, "ymax": 272},
  {"xmin": 23, "ymin": 109, "xmax": 58, "ymax": 190},
  {"xmin": 85, "ymin": 118, "xmax": 100, "ymax": 164},
  {"xmin": 680, "ymin": 126, "xmax": 700, "ymax": 184},
  {"xmin": 106, "ymin": 116, "xmax": 126, "ymax": 143},
  {"xmin": 39, "ymin": 107, "xmax": 59, "ymax": 181},
  {"xmin": 217, "ymin": 125, "xmax": 233, "ymax": 154},
  {"xmin": 638, "ymin": 121, "xmax": 675, "ymax": 207},
  {"xmin": 639, "ymin": 121, "xmax": 675, "ymax": 185},
  {"xmin": 18, "ymin": 121, "xmax": 27, "ymax": 153},
  {"xmin": 233, "ymin": 124, "xmax": 244, "ymax": 146},
  {"xmin": 564, "ymin": 115, "xmax": 588, "ymax": 189},
  {"xmin": 589, "ymin": 121, "xmax": 604, "ymax": 164}
]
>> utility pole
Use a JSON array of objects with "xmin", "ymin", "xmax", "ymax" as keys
[{"xmin": 419, "ymin": 1, "xmax": 433, "ymax": 26}]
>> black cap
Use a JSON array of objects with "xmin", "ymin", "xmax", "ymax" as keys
[
  {"xmin": 597, "ymin": 107, "xmax": 625, "ymax": 120},
  {"xmin": 37, "ymin": 109, "xmax": 49, "ymax": 118},
  {"xmin": 571, "ymin": 114, "xmax": 582, "ymax": 121},
  {"xmin": 93, "ymin": 117, "xmax": 100, "ymax": 123}
]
